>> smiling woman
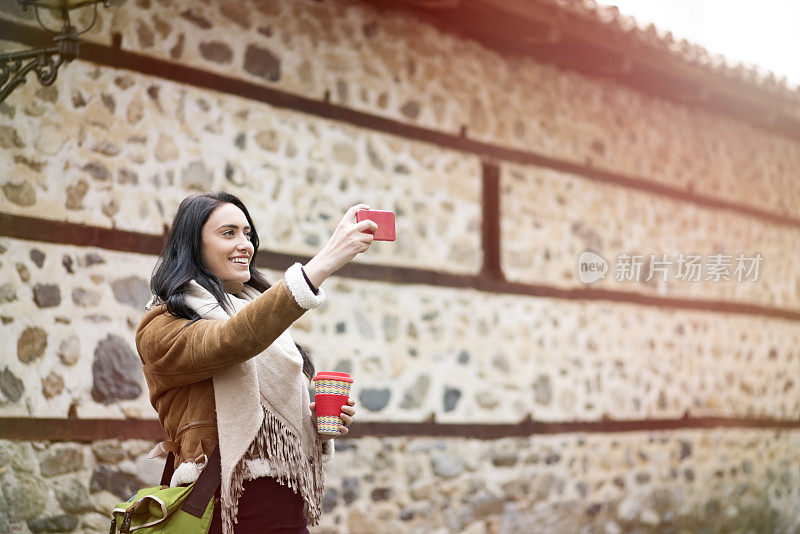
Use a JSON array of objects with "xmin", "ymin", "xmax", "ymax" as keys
[
  {"xmin": 137, "ymin": 191, "xmax": 376, "ymax": 533},
  {"xmin": 200, "ymin": 203, "xmax": 255, "ymax": 285}
]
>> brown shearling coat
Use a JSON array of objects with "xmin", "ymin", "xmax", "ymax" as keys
[{"xmin": 135, "ymin": 279, "xmax": 307, "ymax": 469}]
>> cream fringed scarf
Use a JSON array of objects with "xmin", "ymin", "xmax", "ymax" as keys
[{"xmin": 177, "ymin": 264, "xmax": 332, "ymax": 534}]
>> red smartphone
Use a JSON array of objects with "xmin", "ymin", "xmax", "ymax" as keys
[{"xmin": 355, "ymin": 209, "xmax": 396, "ymax": 241}]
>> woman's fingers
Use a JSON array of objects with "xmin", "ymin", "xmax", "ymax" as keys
[
  {"xmin": 316, "ymin": 204, "xmax": 375, "ymax": 276},
  {"xmin": 340, "ymin": 403, "xmax": 355, "ymax": 426},
  {"xmin": 343, "ymin": 204, "xmax": 370, "ymax": 224},
  {"xmin": 309, "ymin": 402, "xmax": 316, "ymax": 412},
  {"xmin": 354, "ymin": 219, "xmax": 379, "ymax": 234}
]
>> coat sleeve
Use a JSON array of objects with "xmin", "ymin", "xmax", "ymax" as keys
[
  {"xmin": 321, "ymin": 439, "xmax": 335, "ymax": 463},
  {"xmin": 137, "ymin": 275, "xmax": 318, "ymax": 389}
]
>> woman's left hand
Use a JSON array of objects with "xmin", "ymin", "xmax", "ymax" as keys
[{"xmin": 310, "ymin": 397, "xmax": 356, "ymax": 442}]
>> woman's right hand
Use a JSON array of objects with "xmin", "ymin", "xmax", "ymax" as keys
[{"xmin": 302, "ymin": 204, "xmax": 379, "ymax": 288}]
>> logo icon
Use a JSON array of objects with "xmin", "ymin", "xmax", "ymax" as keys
[{"xmin": 577, "ymin": 250, "xmax": 608, "ymax": 284}]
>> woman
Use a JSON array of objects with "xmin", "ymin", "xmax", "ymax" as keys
[{"xmin": 136, "ymin": 191, "xmax": 378, "ymax": 533}]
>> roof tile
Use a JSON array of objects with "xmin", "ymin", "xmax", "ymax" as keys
[{"xmin": 541, "ymin": 0, "xmax": 799, "ymax": 99}]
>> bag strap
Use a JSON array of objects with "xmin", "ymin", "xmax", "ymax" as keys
[
  {"xmin": 159, "ymin": 451, "xmax": 175, "ymax": 487},
  {"xmin": 152, "ymin": 440, "xmax": 180, "ymax": 487},
  {"xmin": 181, "ymin": 445, "xmax": 222, "ymax": 517}
]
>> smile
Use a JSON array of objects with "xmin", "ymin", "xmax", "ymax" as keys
[{"xmin": 228, "ymin": 258, "xmax": 249, "ymax": 265}]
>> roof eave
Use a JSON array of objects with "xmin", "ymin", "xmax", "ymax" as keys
[{"xmin": 377, "ymin": 0, "xmax": 800, "ymax": 140}]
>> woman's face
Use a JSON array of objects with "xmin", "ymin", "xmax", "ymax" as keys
[{"xmin": 200, "ymin": 203, "xmax": 255, "ymax": 283}]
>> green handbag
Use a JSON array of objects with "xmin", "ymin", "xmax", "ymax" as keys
[{"xmin": 109, "ymin": 446, "xmax": 220, "ymax": 534}]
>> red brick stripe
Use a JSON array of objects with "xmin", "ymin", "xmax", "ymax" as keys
[
  {"xmin": 1, "ymin": 416, "xmax": 798, "ymax": 442},
  {"xmin": 2, "ymin": 212, "xmax": 800, "ymax": 321}
]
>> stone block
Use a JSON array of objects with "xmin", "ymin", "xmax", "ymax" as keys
[
  {"xmin": 1, "ymin": 473, "xmax": 48, "ymax": 521},
  {"xmin": 39, "ymin": 445, "xmax": 84, "ymax": 477},
  {"xmin": 54, "ymin": 478, "xmax": 94, "ymax": 513},
  {"xmin": 27, "ymin": 514, "xmax": 79, "ymax": 533},
  {"xmin": 91, "ymin": 335, "xmax": 142, "ymax": 404}
]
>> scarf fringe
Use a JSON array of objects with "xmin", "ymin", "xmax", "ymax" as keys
[{"xmin": 220, "ymin": 405, "xmax": 325, "ymax": 534}]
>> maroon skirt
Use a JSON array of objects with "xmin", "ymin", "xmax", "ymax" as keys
[{"xmin": 208, "ymin": 476, "xmax": 310, "ymax": 534}]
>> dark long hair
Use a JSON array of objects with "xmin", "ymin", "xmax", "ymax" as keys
[{"xmin": 150, "ymin": 191, "xmax": 315, "ymax": 380}]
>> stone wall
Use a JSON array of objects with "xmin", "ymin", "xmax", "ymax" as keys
[
  {"xmin": 2, "ymin": 0, "xmax": 799, "ymax": 217},
  {"xmin": 500, "ymin": 163, "xmax": 800, "ymax": 310},
  {"xmin": 0, "ymin": 61, "xmax": 482, "ymax": 274},
  {"xmin": 2, "ymin": 0, "xmax": 800, "ymax": 532},
  {"xmin": 0, "ymin": 439, "xmax": 164, "ymax": 533},
  {"xmin": 0, "ymin": 239, "xmax": 154, "ymax": 419},
  {"xmin": 4, "ymin": 237, "xmax": 799, "ymax": 425},
  {"xmin": 2, "ymin": 430, "xmax": 800, "ymax": 533}
]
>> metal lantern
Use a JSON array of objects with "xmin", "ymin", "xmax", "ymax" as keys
[{"xmin": 0, "ymin": 0, "xmax": 111, "ymax": 102}]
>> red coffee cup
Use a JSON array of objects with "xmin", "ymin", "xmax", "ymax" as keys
[{"xmin": 312, "ymin": 372, "xmax": 353, "ymax": 435}]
